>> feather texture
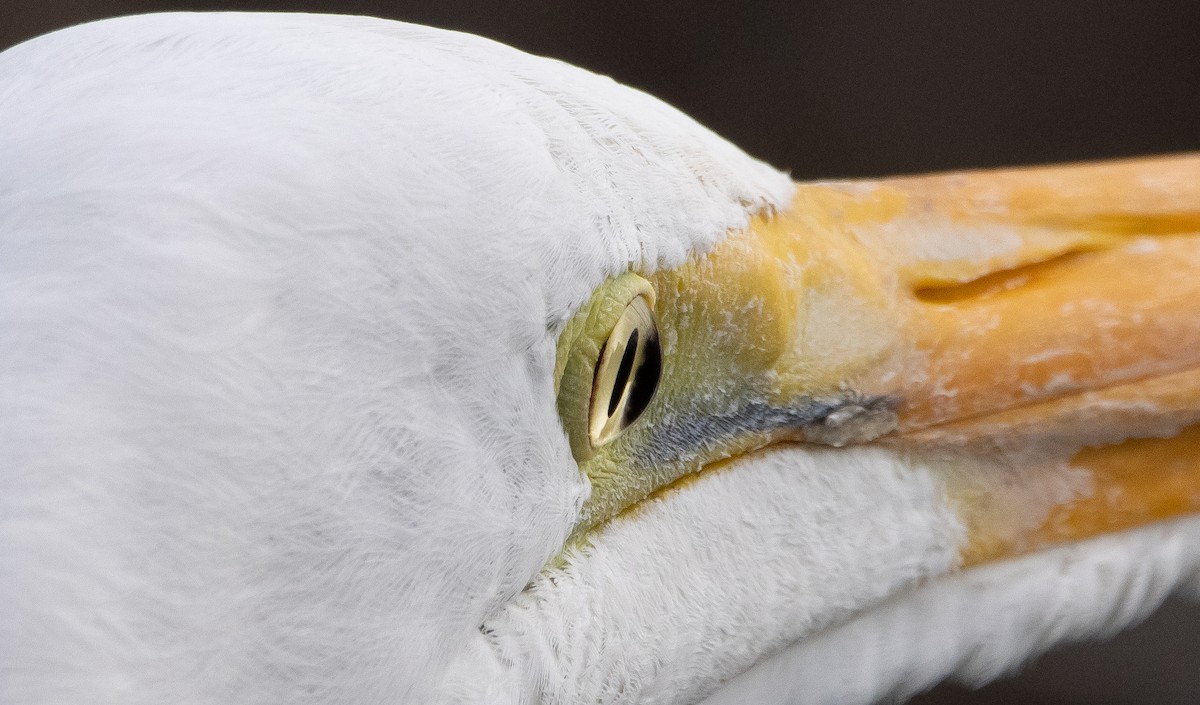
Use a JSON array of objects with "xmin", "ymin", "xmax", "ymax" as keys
[{"xmin": 0, "ymin": 13, "xmax": 788, "ymax": 704}]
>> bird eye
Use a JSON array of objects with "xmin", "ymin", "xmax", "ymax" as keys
[{"xmin": 588, "ymin": 295, "xmax": 662, "ymax": 446}]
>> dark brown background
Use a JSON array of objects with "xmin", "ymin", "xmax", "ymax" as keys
[{"xmin": 4, "ymin": 2, "xmax": 1199, "ymax": 703}]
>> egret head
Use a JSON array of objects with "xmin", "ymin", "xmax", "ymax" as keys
[{"xmin": 1, "ymin": 13, "xmax": 1198, "ymax": 705}]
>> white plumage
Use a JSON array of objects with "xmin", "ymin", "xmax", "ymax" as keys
[{"xmin": 1, "ymin": 12, "xmax": 1197, "ymax": 705}]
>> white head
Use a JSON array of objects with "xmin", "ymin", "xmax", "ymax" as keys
[{"xmin": 2, "ymin": 13, "xmax": 1198, "ymax": 705}]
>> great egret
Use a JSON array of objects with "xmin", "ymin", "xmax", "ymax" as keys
[{"xmin": 2, "ymin": 13, "xmax": 1197, "ymax": 705}]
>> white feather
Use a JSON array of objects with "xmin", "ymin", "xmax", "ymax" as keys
[
  {"xmin": 442, "ymin": 443, "xmax": 964, "ymax": 704},
  {"xmin": 705, "ymin": 514, "xmax": 1200, "ymax": 705},
  {"xmin": 0, "ymin": 12, "xmax": 788, "ymax": 704}
]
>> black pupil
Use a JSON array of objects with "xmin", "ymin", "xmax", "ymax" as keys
[
  {"xmin": 622, "ymin": 328, "xmax": 660, "ymax": 427},
  {"xmin": 608, "ymin": 329, "xmax": 639, "ymax": 417}
]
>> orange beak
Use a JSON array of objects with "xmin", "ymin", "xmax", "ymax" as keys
[
  {"xmin": 781, "ymin": 154, "xmax": 1200, "ymax": 564},
  {"xmin": 677, "ymin": 154, "xmax": 1200, "ymax": 565}
]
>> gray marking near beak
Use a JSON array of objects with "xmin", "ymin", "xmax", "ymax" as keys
[{"xmin": 638, "ymin": 394, "xmax": 900, "ymax": 468}]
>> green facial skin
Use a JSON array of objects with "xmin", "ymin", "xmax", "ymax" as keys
[{"xmin": 555, "ymin": 268, "xmax": 895, "ymax": 543}]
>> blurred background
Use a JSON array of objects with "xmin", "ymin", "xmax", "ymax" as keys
[{"xmin": 5, "ymin": 2, "xmax": 1198, "ymax": 703}]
